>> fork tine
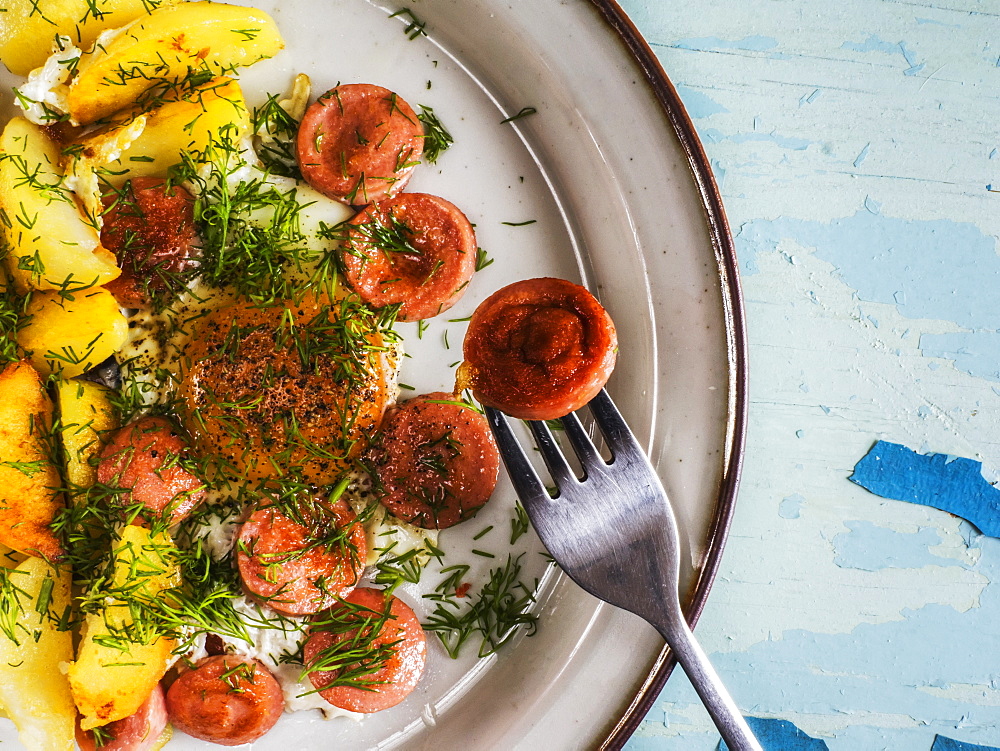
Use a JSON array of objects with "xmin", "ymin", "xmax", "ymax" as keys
[
  {"xmin": 527, "ymin": 420, "xmax": 578, "ymax": 488},
  {"xmin": 484, "ymin": 407, "xmax": 551, "ymax": 505},
  {"xmin": 588, "ymin": 389, "xmax": 642, "ymax": 459},
  {"xmin": 559, "ymin": 411, "xmax": 604, "ymax": 469}
]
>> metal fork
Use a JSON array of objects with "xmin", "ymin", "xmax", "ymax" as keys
[{"xmin": 485, "ymin": 390, "xmax": 762, "ymax": 751}]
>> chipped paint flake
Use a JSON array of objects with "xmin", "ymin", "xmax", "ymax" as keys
[{"xmin": 851, "ymin": 441, "xmax": 1000, "ymax": 537}]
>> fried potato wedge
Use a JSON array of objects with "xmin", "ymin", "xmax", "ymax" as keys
[
  {"xmin": 0, "ymin": 361, "xmax": 65, "ymax": 561},
  {"xmin": 71, "ymin": 76, "xmax": 249, "ymax": 191},
  {"xmin": 56, "ymin": 378, "xmax": 119, "ymax": 491},
  {"xmin": 0, "ymin": 118, "xmax": 120, "ymax": 293},
  {"xmin": 0, "ymin": 0, "xmax": 180, "ymax": 77},
  {"xmin": 0, "ymin": 556, "xmax": 76, "ymax": 751},
  {"xmin": 70, "ymin": 524, "xmax": 180, "ymax": 730},
  {"xmin": 17, "ymin": 288, "xmax": 129, "ymax": 378},
  {"xmin": 66, "ymin": 2, "xmax": 283, "ymax": 125}
]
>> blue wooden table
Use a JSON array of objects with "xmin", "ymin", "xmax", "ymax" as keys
[{"xmin": 618, "ymin": 1, "xmax": 1000, "ymax": 749}]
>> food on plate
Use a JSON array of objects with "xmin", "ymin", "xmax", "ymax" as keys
[
  {"xmin": 56, "ymin": 378, "xmax": 120, "ymax": 491},
  {"xmin": 76, "ymin": 683, "xmax": 170, "ymax": 751},
  {"xmin": 0, "ymin": 556, "xmax": 76, "ymax": 751},
  {"xmin": 297, "ymin": 83, "xmax": 424, "ymax": 204},
  {"xmin": 461, "ymin": 277, "xmax": 618, "ymax": 420},
  {"xmin": 236, "ymin": 495, "xmax": 367, "ymax": 616},
  {"xmin": 69, "ymin": 525, "xmax": 180, "ymax": 730},
  {"xmin": 97, "ymin": 416, "xmax": 207, "ymax": 524},
  {"xmin": 0, "ymin": 0, "xmax": 561, "ymax": 745},
  {"xmin": 165, "ymin": 656, "xmax": 284, "ymax": 746},
  {"xmin": 341, "ymin": 192, "xmax": 479, "ymax": 321},
  {"xmin": 66, "ymin": 2, "xmax": 283, "ymax": 125},
  {"xmin": 0, "ymin": 360, "xmax": 65, "ymax": 560},
  {"xmin": 17, "ymin": 287, "xmax": 129, "ymax": 377},
  {"xmin": 367, "ymin": 392, "xmax": 500, "ymax": 529},
  {"xmin": 303, "ymin": 587, "xmax": 426, "ymax": 713},
  {"xmin": 0, "ymin": 118, "xmax": 120, "ymax": 293},
  {"xmin": 177, "ymin": 297, "xmax": 397, "ymax": 484},
  {"xmin": 100, "ymin": 178, "xmax": 201, "ymax": 308},
  {"xmin": 0, "ymin": 0, "xmax": 180, "ymax": 77}
]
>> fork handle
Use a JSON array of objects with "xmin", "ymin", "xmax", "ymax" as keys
[{"xmin": 653, "ymin": 613, "xmax": 763, "ymax": 751}]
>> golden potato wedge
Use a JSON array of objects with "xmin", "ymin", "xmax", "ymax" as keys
[
  {"xmin": 67, "ymin": 2, "xmax": 283, "ymax": 125},
  {"xmin": 72, "ymin": 76, "xmax": 249, "ymax": 189},
  {"xmin": 17, "ymin": 287, "xmax": 128, "ymax": 377},
  {"xmin": 70, "ymin": 524, "xmax": 180, "ymax": 730},
  {"xmin": 56, "ymin": 378, "xmax": 119, "ymax": 490},
  {"xmin": 0, "ymin": 361, "xmax": 65, "ymax": 561},
  {"xmin": 0, "ymin": 117, "xmax": 120, "ymax": 293},
  {"xmin": 0, "ymin": 556, "xmax": 75, "ymax": 751},
  {"xmin": 0, "ymin": 0, "xmax": 180, "ymax": 77}
]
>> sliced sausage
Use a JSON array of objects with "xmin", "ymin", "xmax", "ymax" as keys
[
  {"xmin": 165, "ymin": 656, "xmax": 284, "ymax": 746},
  {"xmin": 366, "ymin": 393, "xmax": 499, "ymax": 529},
  {"xmin": 77, "ymin": 683, "xmax": 168, "ymax": 751},
  {"xmin": 100, "ymin": 178, "xmax": 199, "ymax": 308},
  {"xmin": 297, "ymin": 84, "xmax": 423, "ymax": 205},
  {"xmin": 303, "ymin": 587, "xmax": 426, "ymax": 713},
  {"xmin": 97, "ymin": 416, "xmax": 206, "ymax": 525},
  {"xmin": 461, "ymin": 277, "xmax": 617, "ymax": 420},
  {"xmin": 236, "ymin": 496, "xmax": 366, "ymax": 616},
  {"xmin": 342, "ymin": 193, "xmax": 478, "ymax": 321}
]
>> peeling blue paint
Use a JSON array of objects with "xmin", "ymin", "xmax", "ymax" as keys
[
  {"xmin": 933, "ymin": 735, "xmax": 1000, "ymax": 751},
  {"xmin": 842, "ymin": 34, "xmax": 900, "ymax": 55},
  {"xmin": 717, "ymin": 718, "xmax": 829, "ymax": 750},
  {"xmin": 799, "ymin": 89, "xmax": 822, "ymax": 106},
  {"xmin": 832, "ymin": 520, "xmax": 945, "ymax": 572},
  {"xmin": 675, "ymin": 84, "xmax": 729, "ymax": 118},
  {"xmin": 841, "ymin": 35, "xmax": 925, "ymax": 74},
  {"xmin": 779, "ymin": 494, "xmax": 804, "ymax": 519},
  {"xmin": 851, "ymin": 441, "xmax": 1000, "ymax": 538},
  {"xmin": 854, "ymin": 142, "xmax": 871, "ymax": 167},
  {"xmin": 733, "ymin": 210, "xmax": 1000, "ymax": 382},
  {"xmin": 919, "ymin": 332, "xmax": 1000, "ymax": 383},
  {"xmin": 916, "ymin": 18, "xmax": 962, "ymax": 28}
]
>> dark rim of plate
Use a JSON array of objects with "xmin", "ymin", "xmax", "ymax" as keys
[{"xmin": 585, "ymin": 2, "xmax": 749, "ymax": 749}]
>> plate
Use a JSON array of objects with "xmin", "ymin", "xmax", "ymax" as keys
[{"xmin": 0, "ymin": 0, "xmax": 745, "ymax": 748}]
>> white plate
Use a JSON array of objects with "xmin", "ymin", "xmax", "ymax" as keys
[{"xmin": 0, "ymin": 1, "xmax": 745, "ymax": 748}]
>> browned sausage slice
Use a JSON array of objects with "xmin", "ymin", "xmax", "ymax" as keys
[
  {"xmin": 342, "ymin": 193, "xmax": 478, "ymax": 321},
  {"xmin": 165, "ymin": 656, "xmax": 284, "ymax": 746},
  {"xmin": 461, "ymin": 277, "xmax": 617, "ymax": 420},
  {"xmin": 236, "ymin": 496, "xmax": 366, "ymax": 616},
  {"xmin": 366, "ymin": 393, "xmax": 499, "ymax": 529},
  {"xmin": 97, "ymin": 416, "xmax": 206, "ymax": 525},
  {"xmin": 297, "ymin": 84, "xmax": 424, "ymax": 205},
  {"xmin": 76, "ymin": 682, "xmax": 168, "ymax": 751},
  {"xmin": 100, "ymin": 178, "xmax": 199, "ymax": 308},
  {"xmin": 303, "ymin": 587, "xmax": 426, "ymax": 713}
]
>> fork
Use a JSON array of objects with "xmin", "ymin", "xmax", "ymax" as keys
[{"xmin": 485, "ymin": 390, "xmax": 762, "ymax": 751}]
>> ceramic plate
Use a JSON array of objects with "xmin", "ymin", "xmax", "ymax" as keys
[{"xmin": 0, "ymin": 0, "xmax": 745, "ymax": 748}]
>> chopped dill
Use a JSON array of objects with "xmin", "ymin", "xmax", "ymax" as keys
[
  {"xmin": 252, "ymin": 93, "xmax": 303, "ymax": 179},
  {"xmin": 417, "ymin": 105, "xmax": 453, "ymax": 164},
  {"xmin": 500, "ymin": 107, "xmax": 538, "ymax": 124},
  {"xmin": 388, "ymin": 8, "xmax": 428, "ymax": 40},
  {"xmin": 422, "ymin": 554, "xmax": 539, "ymax": 659}
]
